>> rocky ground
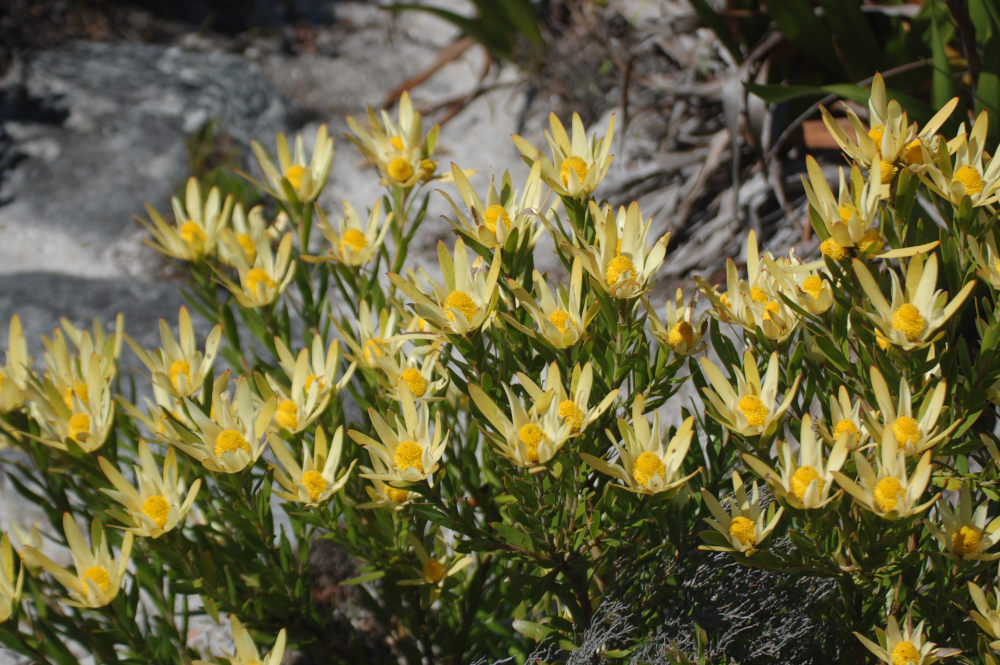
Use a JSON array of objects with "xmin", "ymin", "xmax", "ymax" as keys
[{"xmin": 0, "ymin": 1, "xmax": 824, "ymax": 661}]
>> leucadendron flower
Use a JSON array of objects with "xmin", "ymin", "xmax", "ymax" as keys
[
  {"xmin": 743, "ymin": 414, "xmax": 849, "ymax": 510},
  {"xmin": 854, "ymin": 251, "xmax": 975, "ymax": 350},
  {"xmin": 574, "ymin": 200, "xmax": 670, "ymax": 299},
  {"xmin": 140, "ymin": 177, "xmax": 234, "ymax": 262},
  {"xmin": 373, "ymin": 344, "xmax": 449, "ymax": 402},
  {"xmin": 506, "ymin": 257, "xmax": 598, "ymax": 348},
  {"xmin": 397, "ymin": 531, "xmax": 473, "ymax": 604},
  {"xmin": 700, "ymin": 471, "xmax": 783, "ymax": 556},
  {"xmin": 926, "ymin": 483, "xmax": 1000, "ymax": 560},
  {"xmin": 307, "ymin": 199, "xmax": 393, "ymax": 267},
  {"xmin": 920, "ymin": 111, "xmax": 1000, "ymax": 207},
  {"xmin": 250, "ymin": 124, "xmax": 334, "ymax": 204},
  {"xmin": 194, "ymin": 614, "xmax": 287, "ymax": 665},
  {"xmin": 700, "ymin": 350, "xmax": 799, "ymax": 438},
  {"xmin": 261, "ymin": 334, "xmax": 354, "ymax": 433},
  {"xmin": 218, "ymin": 232, "xmax": 296, "ymax": 308},
  {"xmin": 20, "ymin": 514, "xmax": 133, "ymax": 609},
  {"xmin": 820, "ymin": 73, "xmax": 957, "ymax": 186},
  {"xmin": 468, "ymin": 382, "xmax": 571, "ymax": 470},
  {"xmin": 581, "ymin": 394, "xmax": 698, "ymax": 495},
  {"xmin": 0, "ymin": 533, "xmax": 23, "ymax": 622},
  {"xmin": 98, "ymin": 442, "xmax": 201, "ymax": 538},
  {"xmin": 346, "ymin": 91, "xmax": 440, "ymax": 188},
  {"xmin": 645, "ymin": 287, "xmax": 706, "ymax": 356},
  {"xmin": 127, "ymin": 306, "xmax": 222, "ymax": 400},
  {"xmin": 855, "ymin": 611, "xmax": 958, "ymax": 665},
  {"xmin": 444, "ymin": 161, "xmax": 547, "ymax": 250},
  {"xmin": 173, "ymin": 373, "xmax": 276, "ymax": 474},
  {"xmin": 270, "ymin": 426, "xmax": 355, "ymax": 506},
  {"xmin": 0, "ymin": 314, "xmax": 29, "ymax": 413},
  {"xmin": 516, "ymin": 362, "xmax": 617, "ymax": 438},
  {"xmin": 349, "ymin": 387, "xmax": 448, "ymax": 487},
  {"xmin": 816, "ymin": 385, "xmax": 870, "ymax": 450},
  {"xmin": 832, "ymin": 426, "xmax": 936, "ymax": 519},
  {"xmin": 390, "ymin": 237, "xmax": 502, "ymax": 335},
  {"xmin": 337, "ymin": 301, "xmax": 404, "ymax": 369},
  {"xmin": 867, "ymin": 366, "xmax": 956, "ymax": 456},
  {"xmin": 512, "ymin": 111, "xmax": 614, "ymax": 199}
]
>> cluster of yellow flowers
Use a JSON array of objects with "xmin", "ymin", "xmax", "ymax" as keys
[{"xmin": 4, "ymin": 75, "xmax": 1000, "ymax": 662}]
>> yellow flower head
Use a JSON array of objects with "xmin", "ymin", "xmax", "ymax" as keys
[
  {"xmin": 140, "ymin": 177, "xmax": 234, "ymax": 262},
  {"xmin": 271, "ymin": 426, "xmax": 356, "ymax": 506},
  {"xmin": 20, "ymin": 514, "xmax": 133, "ymax": 608},
  {"xmin": 250, "ymin": 124, "xmax": 334, "ymax": 204},
  {"xmin": 512, "ymin": 111, "xmax": 614, "ymax": 198},
  {"xmin": 516, "ymin": 362, "xmax": 617, "ymax": 439},
  {"xmin": 350, "ymin": 387, "xmax": 448, "ymax": 487},
  {"xmin": 173, "ymin": 373, "xmax": 276, "ymax": 474},
  {"xmin": 854, "ymin": 251, "xmax": 975, "ymax": 350},
  {"xmin": 646, "ymin": 288, "xmax": 706, "ymax": 356},
  {"xmin": 346, "ymin": 92, "xmax": 441, "ymax": 189},
  {"xmin": 263, "ymin": 335, "xmax": 354, "ymax": 434},
  {"xmin": 396, "ymin": 531, "xmax": 474, "ymax": 604},
  {"xmin": 855, "ymin": 612, "xmax": 951, "ymax": 665},
  {"xmin": 575, "ymin": 200, "xmax": 670, "ymax": 299},
  {"xmin": 582, "ymin": 394, "xmax": 698, "ymax": 495},
  {"xmin": 832, "ymin": 425, "xmax": 936, "ymax": 519},
  {"xmin": 868, "ymin": 366, "xmax": 955, "ymax": 456},
  {"xmin": 127, "ymin": 306, "xmax": 222, "ymax": 400},
  {"xmin": 220, "ymin": 232, "xmax": 297, "ymax": 308},
  {"xmin": 445, "ymin": 162, "xmax": 547, "ymax": 250},
  {"xmin": 390, "ymin": 237, "xmax": 501, "ymax": 335},
  {"xmin": 31, "ymin": 315, "xmax": 124, "ymax": 452},
  {"xmin": 98, "ymin": 442, "xmax": 201, "ymax": 538},
  {"xmin": 309, "ymin": 199, "xmax": 393, "ymax": 267},
  {"xmin": 927, "ymin": 483, "xmax": 1000, "ymax": 560},
  {"xmin": 920, "ymin": 111, "xmax": 1000, "ymax": 207},
  {"xmin": 743, "ymin": 414, "xmax": 849, "ymax": 510},
  {"xmin": 469, "ymin": 380, "xmax": 577, "ymax": 470},
  {"xmin": 820, "ymin": 73, "xmax": 957, "ymax": 188},
  {"xmin": 701, "ymin": 471, "xmax": 784, "ymax": 556},
  {"xmin": 816, "ymin": 385, "xmax": 869, "ymax": 450},
  {"xmin": 700, "ymin": 350, "xmax": 799, "ymax": 438}
]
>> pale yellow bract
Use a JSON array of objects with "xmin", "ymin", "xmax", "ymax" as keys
[
  {"xmin": 854, "ymin": 251, "xmax": 975, "ymax": 350},
  {"xmin": 193, "ymin": 614, "xmax": 287, "ymax": 665},
  {"xmin": 512, "ymin": 111, "xmax": 614, "ymax": 199},
  {"xmin": 98, "ymin": 442, "xmax": 201, "ymax": 538},
  {"xmin": 173, "ymin": 373, "xmax": 276, "ymax": 474},
  {"xmin": 270, "ymin": 426, "xmax": 356, "ymax": 507},
  {"xmin": 580, "ymin": 394, "xmax": 698, "ymax": 495},
  {"xmin": 390, "ymin": 237, "xmax": 502, "ymax": 335},
  {"xmin": 0, "ymin": 534, "xmax": 23, "ymax": 622},
  {"xmin": 743, "ymin": 414, "xmax": 849, "ymax": 510},
  {"xmin": 19, "ymin": 514, "xmax": 132, "ymax": 609},
  {"xmin": 127, "ymin": 306, "xmax": 222, "ymax": 400},
  {"xmin": 140, "ymin": 177, "xmax": 234, "ymax": 262},
  {"xmin": 832, "ymin": 426, "xmax": 936, "ymax": 519},
  {"xmin": 308, "ymin": 199, "xmax": 393, "ymax": 267},
  {"xmin": 700, "ymin": 349, "xmax": 799, "ymax": 438},
  {"xmin": 700, "ymin": 471, "xmax": 783, "ymax": 556},
  {"xmin": 854, "ymin": 612, "xmax": 956, "ymax": 665},
  {"xmin": 926, "ymin": 483, "xmax": 1000, "ymax": 560},
  {"xmin": 574, "ymin": 200, "xmax": 669, "ymax": 300},
  {"xmin": 350, "ymin": 386, "xmax": 447, "ymax": 487},
  {"xmin": 250, "ymin": 124, "xmax": 334, "ymax": 204}
]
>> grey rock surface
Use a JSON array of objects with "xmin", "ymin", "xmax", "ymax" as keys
[{"xmin": 0, "ymin": 40, "xmax": 297, "ymax": 280}]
